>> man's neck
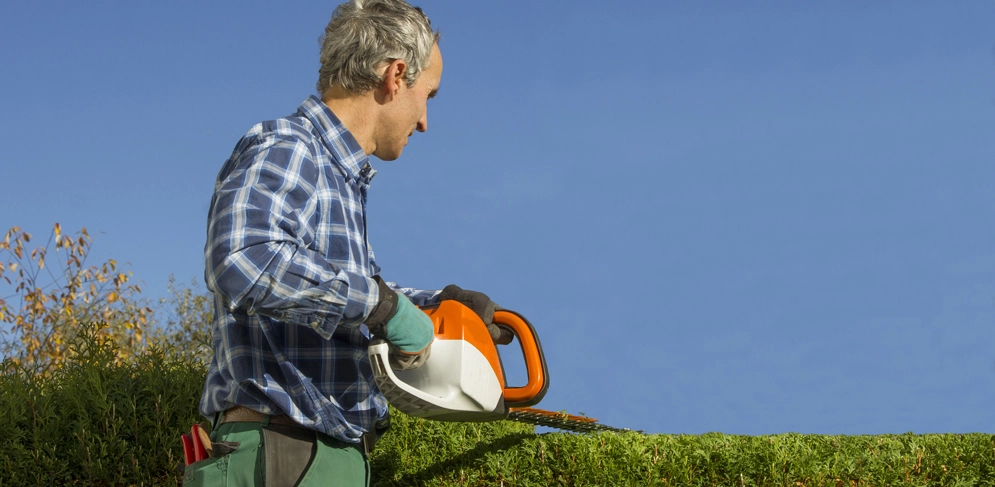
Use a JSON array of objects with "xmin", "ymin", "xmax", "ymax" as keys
[{"xmin": 321, "ymin": 87, "xmax": 380, "ymax": 156}]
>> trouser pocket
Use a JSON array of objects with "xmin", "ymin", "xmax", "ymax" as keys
[
  {"xmin": 295, "ymin": 433, "xmax": 369, "ymax": 487},
  {"xmin": 183, "ymin": 454, "xmax": 230, "ymax": 486},
  {"xmin": 183, "ymin": 422, "xmax": 261, "ymax": 486}
]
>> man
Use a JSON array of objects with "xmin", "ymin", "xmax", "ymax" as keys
[{"xmin": 186, "ymin": 1, "xmax": 509, "ymax": 485}]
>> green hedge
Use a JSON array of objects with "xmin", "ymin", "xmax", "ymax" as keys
[
  {"xmin": 0, "ymin": 323, "xmax": 204, "ymax": 485},
  {"xmin": 374, "ymin": 416, "xmax": 995, "ymax": 486},
  {"xmin": 1, "ymin": 325, "xmax": 992, "ymax": 486}
]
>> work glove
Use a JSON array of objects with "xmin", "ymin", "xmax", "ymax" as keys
[
  {"xmin": 366, "ymin": 276, "xmax": 434, "ymax": 370},
  {"xmin": 438, "ymin": 284, "xmax": 514, "ymax": 345}
]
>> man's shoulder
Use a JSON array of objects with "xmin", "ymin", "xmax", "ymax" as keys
[
  {"xmin": 226, "ymin": 97, "xmax": 360, "ymax": 172},
  {"xmin": 228, "ymin": 112, "xmax": 327, "ymax": 164},
  {"xmin": 243, "ymin": 114, "xmax": 319, "ymax": 144}
]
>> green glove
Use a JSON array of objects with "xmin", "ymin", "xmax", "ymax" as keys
[
  {"xmin": 366, "ymin": 276, "xmax": 434, "ymax": 366},
  {"xmin": 381, "ymin": 293, "xmax": 433, "ymax": 353}
]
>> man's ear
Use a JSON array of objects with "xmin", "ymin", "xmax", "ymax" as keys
[{"xmin": 382, "ymin": 58, "xmax": 408, "ymax": 100}]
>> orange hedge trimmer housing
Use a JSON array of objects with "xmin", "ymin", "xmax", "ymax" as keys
[{"xmin": 371, "ymin": 301, "xmax": 633, "ymax": 432}]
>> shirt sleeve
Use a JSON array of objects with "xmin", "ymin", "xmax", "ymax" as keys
[
  {"xmin": 205, "ymin": 129, "xmax": 378, "ymax": 339},
  {"xmin": 387, "ymin": 282, "xmax": 441, "ymax": 308}
]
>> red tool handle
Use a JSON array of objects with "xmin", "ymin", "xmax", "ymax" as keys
[
  {"xmin": 181, "ymin": 434, "xmax": 195, "ymax": 466},
  {"xmin": 494, "ymin": 309, "xmax": 548, "ymax": 407}
]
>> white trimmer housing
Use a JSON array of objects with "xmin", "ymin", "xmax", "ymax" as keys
[
  {"xmin": 369, "ymin": 301, "xmax": 548, "ymax": 423},
  {"xmin": 370, "ymin": 338, "xmax": 507, "ymax": 422}
]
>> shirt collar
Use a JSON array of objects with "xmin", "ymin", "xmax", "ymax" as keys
[{"xmin": 297, "ymin": 95, "xmax": 377, "ymax": 186}]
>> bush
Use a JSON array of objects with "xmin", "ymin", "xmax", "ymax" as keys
[
  {"xmin": 0, "ymin": 322, "xmax": 205, "ymax": 486},
  {"xmin": 146, "ymin": 276, "xmax": 214, "ymax": 367},
  {"xmin": 0, "ymin": 225, "xmax": 150, "ymax": 374},
  {"xmin": 2, "ymin": 225, "xmax": 991, "ymax": 485},
  {"xmin": 371, "ymin": 420, "xmax": 995, "ymax": 486},
  {"xmin": 1, "ymin": 323, "xmax": 993, "ymax": 486}
]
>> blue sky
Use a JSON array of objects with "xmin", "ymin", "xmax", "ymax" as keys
[{"xmin": 2, "ymin": 1, "xmax": 993, "ymax": 435}]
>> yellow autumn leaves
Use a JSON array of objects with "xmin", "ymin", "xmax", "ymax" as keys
[{"xmin": 0, "ymin": 224, "xmax": 151, "ymax": 374}]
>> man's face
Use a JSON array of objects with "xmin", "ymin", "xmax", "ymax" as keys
[{"xmin": 374, "ymin": 43, "xmax": 442, "ymax": 161}]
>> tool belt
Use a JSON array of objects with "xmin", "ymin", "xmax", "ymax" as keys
[{"xmin": 220, "ymin": 406, "xmax": 379, "ymax": 457}]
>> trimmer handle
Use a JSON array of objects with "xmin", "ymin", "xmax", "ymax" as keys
[{"xmin": 493, "ymin": 309, "xmax": 549, "ymax": 408}]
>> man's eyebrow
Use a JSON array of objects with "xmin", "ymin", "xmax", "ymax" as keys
[{"xmin": 428, "ymin": 88, "xmax": 439, "ymax": 99}]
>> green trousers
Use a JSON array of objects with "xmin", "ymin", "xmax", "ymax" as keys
[{"xmin": 183, "ymin": 420, "xmax": 369, "ymax": 487}]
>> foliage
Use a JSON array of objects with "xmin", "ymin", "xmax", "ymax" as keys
[
  {"xmin": 147, "ymin": 276, "xmax": 214, "ymax": 366},
  {"xmin": 1, "ymin": 322, "xmax": 992, "ymax": 487},
  {"xmin": 370, "ymin": 415, "xmax": 995, "ymax": 487},
  {"xmin": 1, "ymin": 224, "xmax": 991, "ymax": 485},
  {"xmin": 0, "ymin": 224, "xmax": 150, "ymax": 373},
  {"xmin": 0, "ymin": 322, "xmax": 205, "ymax": 486}
]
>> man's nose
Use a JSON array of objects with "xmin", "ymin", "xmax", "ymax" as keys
[{"xmin": 416, "ymin": 111, "xmax": 428, "ymax": 132}]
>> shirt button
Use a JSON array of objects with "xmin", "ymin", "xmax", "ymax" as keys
[{"xmin": 311, "ymin": 321, "xmax": 320, "ymax": 328}]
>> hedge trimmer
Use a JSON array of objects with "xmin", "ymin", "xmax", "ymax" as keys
[{"xmin": 369, "ymin": 301, "xmax": 637, "ymax": 434}]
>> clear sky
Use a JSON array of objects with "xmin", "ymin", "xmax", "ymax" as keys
[{"xmin": 2, "ymin": 1, "xmax": 993, "ymax": 435}]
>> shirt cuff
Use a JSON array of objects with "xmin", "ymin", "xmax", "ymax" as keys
[
  {"xmin": 277, "ymin": 273, "xmax": 379, "ymax": 340},
  {"xmin": 342, "ymin": 273, "xmax": 379, "ymax": 326}
]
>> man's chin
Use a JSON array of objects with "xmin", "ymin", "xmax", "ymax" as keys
[
  {"xmin": 372, "ymin": 140, "xmax": 408, "ymax": 161},
  {"xmin": 373, "ymin": 150, "xmax": 402, "ymax": 161}
]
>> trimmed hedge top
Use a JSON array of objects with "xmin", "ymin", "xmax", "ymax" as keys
[{"xmin": 2, "ymin": 325, "xmax": 992, "ymax": 486}]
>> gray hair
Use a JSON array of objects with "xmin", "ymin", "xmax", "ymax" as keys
[{"xmin": 316, "ymin": 0, "xmax": 439, "ymax": 95}]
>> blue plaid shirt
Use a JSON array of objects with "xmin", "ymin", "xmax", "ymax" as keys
[{"xmin": 200, "ymin": 95, "xmax": 440, "ymax": 443}]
